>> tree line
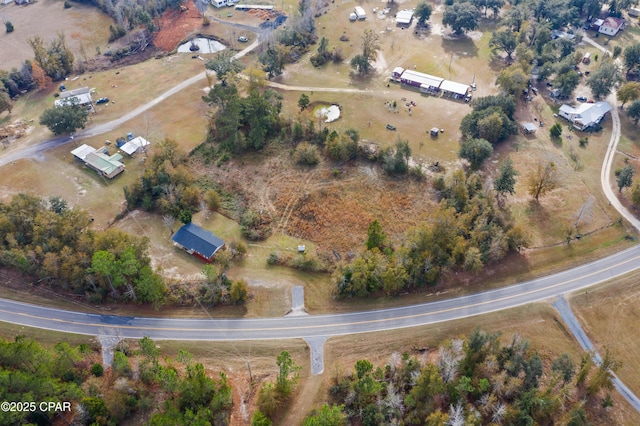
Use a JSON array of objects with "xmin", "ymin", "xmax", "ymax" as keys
[
  {"xmin": 74, "ymin": 0, "xmax": 183, "ymax": 38},
  {"xmin": 0, "ymin": 335, "xmax": 235, "ymax": 425},
  {"xmin": 0, "ymin": 193, "xmax": 166, "ymax": 305},
  {"xmin": 306, "ymin": 329, "xmax": 620, "ymax": 425}
]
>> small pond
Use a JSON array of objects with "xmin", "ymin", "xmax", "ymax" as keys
[{"xmin": 177, "ymin": 38, "xmax": 226, "ymax": 54}]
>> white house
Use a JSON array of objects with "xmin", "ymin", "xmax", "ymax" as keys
[
  {"xmin": 598, "ymin": 17, "xmax": 625, "ymax": 36},
  {"xmin": 55, "ymin": 87, "xmax": 93, "ymax": 109},
  {"xmin": 558, "ymin": 102, "xmax": 612, "ymax": 130},
  {"xmin": 440, "ymin": 80, "xmax": 470, "ymax": 99},
  {"xmin": 212, "ymin": 0, "xmax": 227, "ymax": 7}
]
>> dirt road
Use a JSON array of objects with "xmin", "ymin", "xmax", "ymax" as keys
[{"xmin": 0, "ymin": 37, "xmax": 261, "ymax": 168}]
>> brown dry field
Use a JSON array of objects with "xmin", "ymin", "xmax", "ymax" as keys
[
  {"xmin": 0, "ymin": 0, "xmax": 112, "ymax": 70},
  {"xmin": 569, "ymin": 271, "xmax": 640, "ymax": 401}
]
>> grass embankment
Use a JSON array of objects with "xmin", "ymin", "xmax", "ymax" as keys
[{"xmin": 569, "ymin": 271, "xmax": 640, "ymax": 399}]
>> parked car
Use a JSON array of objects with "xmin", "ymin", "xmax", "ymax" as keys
[
  {"xmin": 96, "ymin": 97, "xmax": 109, "ymax": 105},
  {"xmin": 546, "ymin": 82, "xmax": 553, "ymax": 87},
  {"xmin": 577, "ymin": 96, "xmax": 587, "ymax": 102},
  {"xmin": 238, "ymin": 35, "xmax": 248, "ymax": 42},
  {"xmin": 386, "ymin": 124, "xmax": 396, "ymax": 131}
]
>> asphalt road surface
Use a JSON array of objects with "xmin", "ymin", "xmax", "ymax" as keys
[{"xmin": 1, "ymin": 244, "xmax": 640, "ymax": 341}]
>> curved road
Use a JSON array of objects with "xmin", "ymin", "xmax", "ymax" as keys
[{"xmin": 1, "ymin": 243, "xmax": 640, "ymax": 340}]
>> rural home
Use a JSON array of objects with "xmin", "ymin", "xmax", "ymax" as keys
[
  {"xmin": 171, "ymin": 223, "xmax": 225, "ymax": 263},
  {"xmin": 398, "ymin": 69, "xmax": 443, "ymax": 93},
  {"xmin": 393, "ymin": 68, "xmax": 469, "ymax": 99},
  {"xmin": 558, "ymin": 102, "xmax": 612, "ymax": 130},
  {"xmin": 630, "ymin": 7, "xmax": 640, "ymax": 17},
  {"xmin": 71, "ymin": 144, "xmax": 125, "ymax": 179},
  {"xmin": 212, "ymin": 0, "xmax": 227, "ymax": 7},
  {"xmin": 598, "ymin": 17, "xmax": 625, "ymax": 36},
  {"xmin": 55, "ymin": 87, "xmax": 93, "ymax": 109},
  {"xmin": 120, "ymin": 136, "xmax": 150, "ymax": 156},
  {"xmin": 396, "ymin": 9, "xmax": 414, "ymax": 26}
]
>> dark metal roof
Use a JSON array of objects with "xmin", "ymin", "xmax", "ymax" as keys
[{"xmin": 172, "ymin": 223, "xmax": 224, "ymax": 259}]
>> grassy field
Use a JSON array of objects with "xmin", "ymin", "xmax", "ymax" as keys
[
  {"xmin": 569, "ymin": 270, "xmax": 640, "ymax": 400},
  {"xmin": 0, "ymin": 0, "xmax": 112, "ymax": 70}
]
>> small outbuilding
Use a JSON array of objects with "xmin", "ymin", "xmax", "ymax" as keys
[
  {"xmin": 120, "ymin": 136, "xmax": 150, "ymax": 156},
  {"xmin": 430, "ymin": 127, "xmax": 440, "ymax": 137},
  {"xmin": 171, "ymin": 223, "xmax": 225, "ymax": 263},
  {"xmin": 391, "ymin": 67, "xmax": 404, "ymax": 81},
  {"xmin": 396, "ymin": 9, "xmax": 414, "ymax": 26},
  {"xmin": 522, "ymin": 122, "xmax": 537, "ymax": 134}
]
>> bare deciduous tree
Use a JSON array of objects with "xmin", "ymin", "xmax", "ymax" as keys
[
  {"xmin": 162, "ymin": 214, "xmax": 175, "ymax": 235},
  {"xmin": 526, "ymin": 161, "xmax": 558, "ymax": 202}
]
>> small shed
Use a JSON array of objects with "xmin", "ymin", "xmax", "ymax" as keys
[
  {"xmin": 522, "ymin": 122, "xmax": 537, "ymax": 134},
  {"xmin": 172, "ymin": 223, "xmax": 225, "ymax": 263},
  {"xmin": 430, "ymin": 127, "xmax": 440, "ymax": 137},
  {"xmin": 396, "ymin": 9, "xmax": 414, "ymax": 26},
  {"xmin": 120, "ymin": 136, "xmax": 150, "ymax": 156},
  {"xmin": 582, "ymin": 52, "xmax": 591, "ymax": 64}
]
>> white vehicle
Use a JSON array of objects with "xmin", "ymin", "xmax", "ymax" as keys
[{"xmin": 354, "ymin": 6, "xmax": 366, "ymax": 20}]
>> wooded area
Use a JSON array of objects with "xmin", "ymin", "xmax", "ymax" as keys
[
  {"xmin": 317, "ymin": 329, "xmax": 619, "ymax": 425},
  {"xmin": 0, "ymin": 193, "xmax": 165, "ymax": 304}
]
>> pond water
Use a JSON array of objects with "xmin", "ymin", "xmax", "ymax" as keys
[
  {"xmin": 314, "ymin": 104, "xmax": 341, "ymax": 123},
  {"xmin": 177, "ymin": 38, "xmax": 226, "ymax": 54}
]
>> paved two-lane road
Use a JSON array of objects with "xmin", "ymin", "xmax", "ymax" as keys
[{"xmin": 1, "ymin": 243, "xmax": 639, "ymax": 341}]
